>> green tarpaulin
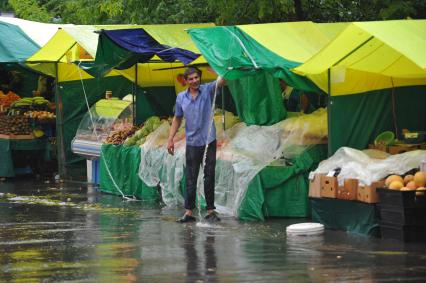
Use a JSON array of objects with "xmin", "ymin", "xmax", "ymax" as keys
[
  {"xmin": 99, "ymin": 144, "xmax": 160, "ymax": 202},
  {"xmin": 0, "ymin": 138, "xmax": 50, "ymax": 177},
  {"xmin": 239, "ymin": 145, "xmax": 328, "ymax": 221},
  {"xmin": 310, "ymin": 198, "xmax": 380, "ymax": 237},
  {"xmin": 329, "ymin": 85, "xmax": 426, "ymax": 154},
  {"xmin": 188, "ymin": 26, "xmax": 322, "ymax": 126}
]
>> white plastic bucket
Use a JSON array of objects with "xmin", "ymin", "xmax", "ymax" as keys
[{"xmin": 286, "ymin": 222, "xmax": 324, "ymax": 236}]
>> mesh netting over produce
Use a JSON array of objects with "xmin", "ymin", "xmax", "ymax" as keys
[{"xmin": 138, "ymin": 108, "xmax": 327, "ymax": 217}]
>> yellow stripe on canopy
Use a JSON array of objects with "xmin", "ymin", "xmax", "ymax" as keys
[
  {"xmin": 26, "ymin": 23, "xmax": 213, "ymax": 83},
  {"xmin": 238, "ymin": 22, "xmax": 348, "ymax": 63},
  {"xmin": 293, "ymin": 20, "xmax": 426, "ymax": 95},
  {"xmin": 27, "ymin": 29, "xmax": 76, "ymax": 63}
]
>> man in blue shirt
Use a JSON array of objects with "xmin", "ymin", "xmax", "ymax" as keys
[{"xmin": 167, "ymin": 67, "xmax": 225, "ymax": 223}]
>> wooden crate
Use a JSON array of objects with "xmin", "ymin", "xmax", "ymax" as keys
[
  {"xmin": 369, "ymin": 143, "xmax": 426, "ymax": 155},
  {"xmin": 321, "ymin": 176, "xmax": 338, "ymax": 198},
  {"xmin": 9, "ymin": 134, "xmax": 34, "ymax": 140},
  {"xmin": 337, "ymin": 179, "xmax": 358, "ymax": 201},
  {"xmin": 358, "ymin": 180, "xmax": 385, "ymax": 203},
  {"xmin": 309, "ymin": 174, "xmax": 324, "ymax": 198}
]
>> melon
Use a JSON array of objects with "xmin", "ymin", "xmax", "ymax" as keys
[
  {"xmin": 389, "ymin": 181, "xmax": 404, "ymax": 190},
  {"xmin": 414, "ymin": 172, "xmax": 426, "ymax": 187},
  {"xmin": 406, "ymin": 181, "xmax": 417, "ymax": 190},
  {"xmin": 385, "ymin": 175, "xmax": 404, "ymax": 187},
  {"xmin": 403, "ymin": 174, "xmax": 414, "ymax": 184}
]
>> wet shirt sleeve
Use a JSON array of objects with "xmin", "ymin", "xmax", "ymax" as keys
[{"xmin": 175, "ymin": 94, "xmax": 183, "ymax": 117}]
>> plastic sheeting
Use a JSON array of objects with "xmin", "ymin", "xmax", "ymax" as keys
[
  {"xmin": 139, "ymin": 110, "xmax": 328, "ymax": 218},
  {"xmin": 311, "ymin": 147, "xmax": 426, "ymax": 186}
]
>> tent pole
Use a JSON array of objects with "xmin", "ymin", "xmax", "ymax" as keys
[
  {"xmin": 133, "ymin": 64, "xmax": 137, "ymax": 125},
  {"xmin": 327, "ymin": 68, "xmax": 332, "ymax": 156},
  {"xmin": 55, "ymin": 62, "xmax": 67, "ymax": 179},
  {"xmin": 222, "ymin": 85, "xmax": 225, "ymax": 132}
]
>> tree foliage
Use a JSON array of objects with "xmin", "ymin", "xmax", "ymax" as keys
[{"xmin": 6, "ymin": 0, "xmax": 426, "ymax": 24}]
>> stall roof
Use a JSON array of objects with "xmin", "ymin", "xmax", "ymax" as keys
[
  {"xmin": 26, "ymin": 23, "xmax": 214, "ymax": 82},
  {"xmin": 89, "ymin": 28, "xmax": 200, "ymax": 76},
  {"xmin": 28, "ymin": 23, "xmax": 213, "ymax": 63},
  {"xmin": 238, "ymin": 21, "xmax": 347, "ymax": 63},
  {"xmin": 0, "ymin": 21, "xmax": 39, "ymax": 62},
  {"xmin": 293, "ymin": 20, "xmax": 426, "ymax": 95},
  {"xmin": 188, "ymin": 22, "xmax": 346, "ymax": 92},
  {"xmin": 0, "ymin": 16, "xmax": 64, "ymax": 47}
]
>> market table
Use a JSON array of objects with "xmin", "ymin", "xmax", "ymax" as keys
[
  {"xmin": 310, "ymin": 197, "xmax": 380, "ymax": 237},
  {"xmin": 0, "ymin": 137, "xmax": 50, "ymax": 177}
]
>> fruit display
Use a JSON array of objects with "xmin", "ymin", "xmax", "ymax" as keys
[
  {"xmin": 10, "ymin": 97, "xmax": 50, "ymax": 111},
  {"xmin": 123, "ymin": 116, "xmax": 163, "ymax": 146},
  {"xmin": 0, "ymin": 91, "xmax": 21, "ymax": 108},
  {"xmin": 0, "ymin": 115, "xmax": 32, "ymax": 135},
  {"xmin": 280, "ymin": 107, "xmax": 328, "ymax": 145},
  {"xmin": 384, "ymin": 171, "xmax": 426, "ymax": 194},
  {"xmin": 105, "ymin": 126, "xmax": 138, "ymax": 145},
  {"xmin": 24, "ymin": 110, "xmax": 56, "ymax": 120}
]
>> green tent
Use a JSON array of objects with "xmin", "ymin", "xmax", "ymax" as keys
[
  {"xmin": 293, "ymin": 20, "xmax": 426, "ymax": 154},
  {"xmin": 187, "ymin": 23, "xmax": 348, "ymax": 126}
]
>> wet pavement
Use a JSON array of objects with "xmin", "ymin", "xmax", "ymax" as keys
[{"xmin": 1, "ymin": 177, "xmax": 426, "ymax": 282}]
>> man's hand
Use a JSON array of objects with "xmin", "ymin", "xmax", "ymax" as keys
[{"xmin": 167, "ymin": 138, "xmax": 175, "ymax": 155}]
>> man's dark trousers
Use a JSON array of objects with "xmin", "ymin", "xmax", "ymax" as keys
[{"xmin": 184, "ymin": 140, "xmax": 216, "ymax": 210}]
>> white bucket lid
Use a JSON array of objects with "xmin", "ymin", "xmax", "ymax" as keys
[{"xmin": 286, "ymin": 222, "xmax": 324, "ymax": 236}]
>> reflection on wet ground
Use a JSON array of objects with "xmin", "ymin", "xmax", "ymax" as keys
[{"xmin": 1, "ymin": 177, "xmax": 426, "ymax": 282}]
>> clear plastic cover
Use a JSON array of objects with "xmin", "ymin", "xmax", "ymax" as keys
[
  {"xmin": 74, "ymin": 99, "xmax": 133, "ymax": 142},
  {"xmin": 138, "ymin": 108, "xmax": 327, "ymax": 217},
  {"xmin": 310, "ymin": 147, "xmax": 426, "ymax": 186}
]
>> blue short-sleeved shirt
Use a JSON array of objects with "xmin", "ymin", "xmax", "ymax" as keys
[{"xmin": 175, "ymin": 81, "xmax": 218, "ymax": 146}]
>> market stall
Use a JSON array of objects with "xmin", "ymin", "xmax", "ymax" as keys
[
  {"xmin": 26, "ymin": 23, "xmax": 215, "ymax": 179},
  {"xmin": 0, "ymin": 19, "xmax": 57, "ymax": 178},
  {"xmin": 90, "ymin": 22, "xmax": 341, "ymax": 218},
  {"xmin": 293, "ymin": 20, "xmax": 426, "ymax": 239}
]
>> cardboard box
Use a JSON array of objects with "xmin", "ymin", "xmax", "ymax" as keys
[
  {"xmin": 321, "ymin": 176, "xmax": 338, "ymax": 198},
  {"xmin": 388, "ymin": 144, "xmax": 423, "ymax": 155},
  {"xmin": 337, "ymin": 178, "xmax": 358, "ymax": 201},
  {"xmin": 309, "ymin": 174, "xmax": 324, "ymax": 198},
  {"xmin": 369, "ymin": 143, "xmax": 426, "ymax": 155},
  {"xmin": 357, "ymin": 180, "xmax": 385, "ymax": 203}
]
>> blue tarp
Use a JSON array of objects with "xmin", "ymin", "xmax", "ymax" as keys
[{"xmin": 86, "ymin": 28, "xmax": 200, "ymax": 76}]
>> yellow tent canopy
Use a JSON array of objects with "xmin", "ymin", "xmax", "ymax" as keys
[
  {"xmin": 26, "ymin": 23, "xmax": 215, "ymax": 89},
  {"xmin": 293, "ymin": 20, "xmax": 426, "ymax": 96},
  {"xmin": 238, "ymin": 21, "xmax": 348, "ymax": 63}
]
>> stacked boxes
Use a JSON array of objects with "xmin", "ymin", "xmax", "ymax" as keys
[{"xmin": 309, "ymin": 173, "xmax": 384, "ymax": 204}]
